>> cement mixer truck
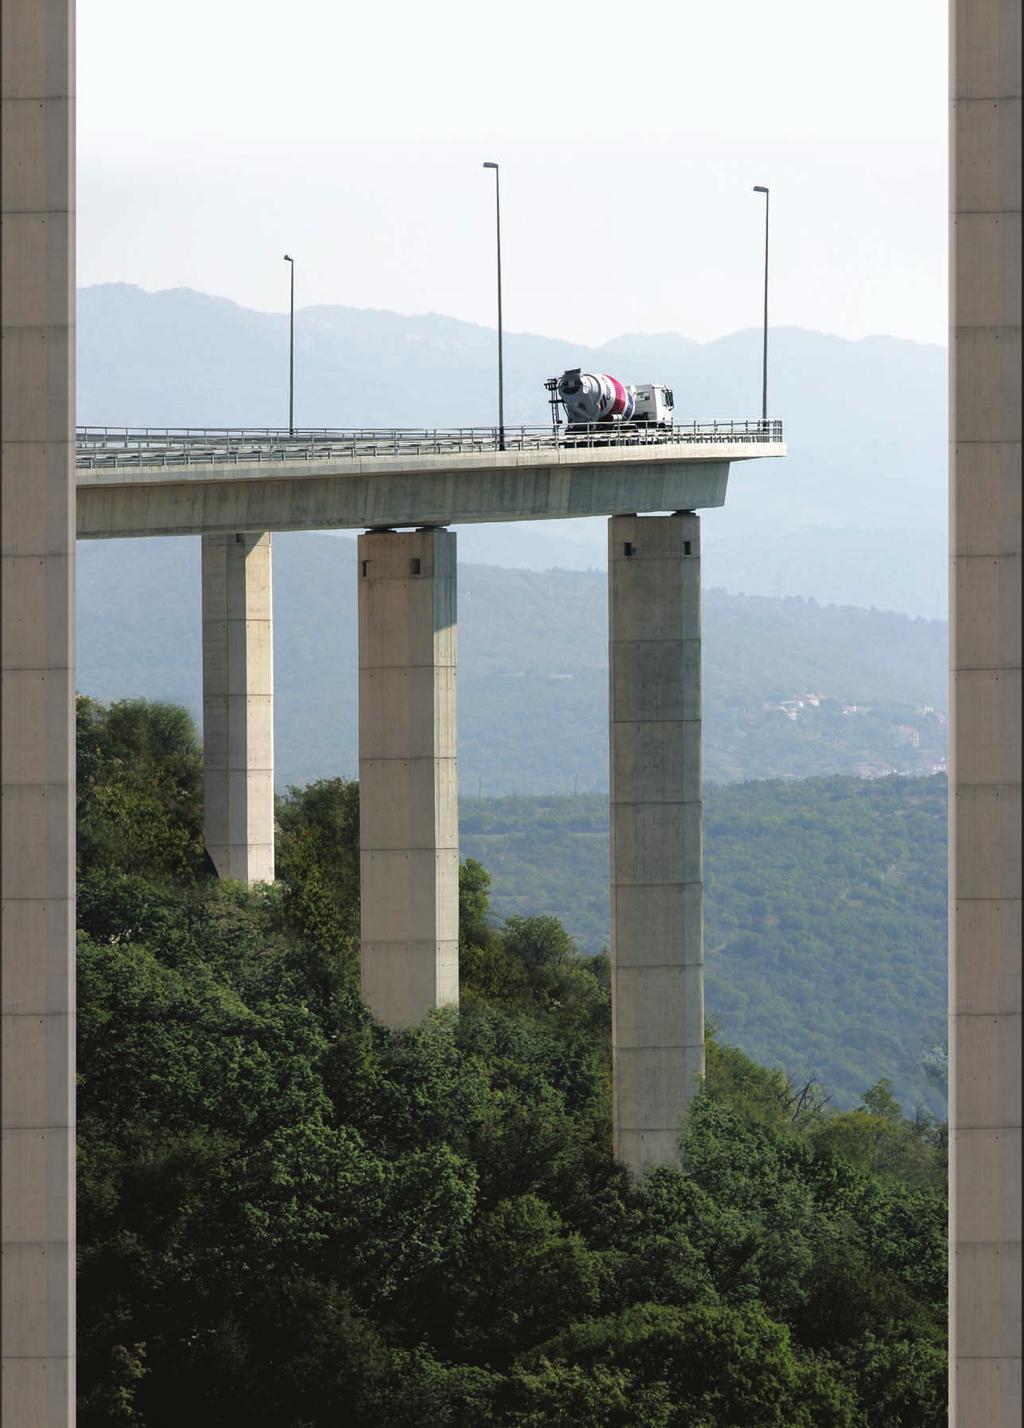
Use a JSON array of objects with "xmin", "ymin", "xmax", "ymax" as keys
[{"xmin": 547, "ymin": 369, "xmax": 675, "ymax": 430}]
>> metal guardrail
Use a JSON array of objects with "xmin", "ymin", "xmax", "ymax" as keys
[{"xmin": 75, "ymin": 419, "xmax": 784, "ymax": 471}]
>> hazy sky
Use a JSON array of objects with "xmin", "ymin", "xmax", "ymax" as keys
[{"xmin": 78, "ymin": 0, "xmax": 947, "ymax": 347}]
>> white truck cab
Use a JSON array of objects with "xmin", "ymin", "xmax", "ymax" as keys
[{"xmin": 631, "ymin": 384, "xmax": 674, "ymax": 427}]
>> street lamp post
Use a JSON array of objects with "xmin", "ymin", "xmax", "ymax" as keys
[
  {"xmin": 482, "ymin": 161, "xmax": 505, "ymax": 451},
  {"xmin": 283, "ymin": 254, "xmax": 295, "ymax": 436},
  {"xmin": 752, "ymin": 187, "xmax": 769, "ymax": 427}
]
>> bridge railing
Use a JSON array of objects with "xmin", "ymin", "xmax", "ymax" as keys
[{"xmin": 75, "ymin": 419, "xmax": 784, "ymax": 470}]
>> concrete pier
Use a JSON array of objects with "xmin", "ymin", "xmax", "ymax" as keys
[
  {"xmin": 1, "ymin": 0, "xmax": 77, "ymax": 1420},
  {"xmin": 609, "ymin": 513, "xmax": 704, "ymax": 1174},
  {"xmin": 201, "ymin": 532, "xmax": 275, "ymax": 883},
  {"xmin": 358, "ymin": 528, "xmax": 459, "ymax": 1025},
  {"xmin": 949, "ymin": 0, "xmax": 1022, "ymax": 1421}
]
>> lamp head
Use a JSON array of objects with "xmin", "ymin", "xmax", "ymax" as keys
[
  {"xmin": 483, "ymin": 161, "xmax": 498, "ymax": 170},
  {"xmin": 753, "ymin": 185, "xmax": 768, "ymax": 194},
  {"xmin": 283, "ymin": 253, "xmax": 293, "ymax": 262}
]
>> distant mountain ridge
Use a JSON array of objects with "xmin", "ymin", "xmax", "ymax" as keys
[{"xmin": 77, "ymin": 284, "xmax": 947, "ymax": 616}]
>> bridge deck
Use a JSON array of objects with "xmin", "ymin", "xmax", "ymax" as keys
[{"xmin": 75, "ymin": 423, "xmax": 785, "ymax": 539}]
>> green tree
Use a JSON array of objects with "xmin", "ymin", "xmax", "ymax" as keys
[
  {"xmin": 276, "ymin": 776, "xmax": 361, "ymax": 993},
  {"xmin": 460, "ymin": 856, "xmax": 494, "ymax": 945},
  {"xmin": 449, "ymin": 1194, "xmax": 605, "ymax": 1366},
  {"xmin": 533, "ymin": 1302, "xmax": 858, "ymax": 1427},
  {"xmin": 77, "ymin": 695, "xmax": 206, "ymax": 884}
]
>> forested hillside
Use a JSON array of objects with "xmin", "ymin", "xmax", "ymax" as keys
[
  {"xmin": 463, "ymin": 777, "xmax": 948, "ymax": 1115},
  {"xmin": 76, "ymin": 696, "xmax": 946, "ymax": 1426},
  {"xmin": 77, "ymin": 532, "xmax": 948, "ymax": 793}
]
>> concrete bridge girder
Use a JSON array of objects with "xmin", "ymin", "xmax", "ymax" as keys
[{"xmin": 73, "ymin": 445, "xmax": 752, "ymax": 540}]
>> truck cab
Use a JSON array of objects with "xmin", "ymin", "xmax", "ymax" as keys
[{"xmin": 631, "ymin": 384, "xmax": 674, "ymax": 427}]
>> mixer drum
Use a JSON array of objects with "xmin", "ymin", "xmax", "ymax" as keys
[{"xmin": 556, "ymin": 369, "xmax": 635, "ymax": 424}]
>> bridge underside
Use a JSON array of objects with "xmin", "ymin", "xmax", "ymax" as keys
[{"xmin": 74, "ymin": 443, "xmax": 783, "ymax": 539}]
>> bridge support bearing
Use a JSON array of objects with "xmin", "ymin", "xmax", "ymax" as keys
[
  {"xmin": 358, "ymin": 528, "xmax": 459, "ymax": 1026},
  {"xmin": 609, "ymin": 513, "xmax": 704, "ymax": 1174},
  {"xmin": 201, "ymin": 532, "xmax": 275, "ymax": 883}
]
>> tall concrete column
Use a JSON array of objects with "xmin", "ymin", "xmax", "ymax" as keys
[
  {"xmin": 201, "ymin": 532, "xmax": 275, "ymax": 883},
  {"xmin": 1, "ymin": 0, "xmax": 76, "ymax": 1421},
  {"xmin": 609, "ymin": 513, "xmax": 704, "ymax": 1174},
  {"xmin": 949, "ymin": 1, "xmax": 1022, "ymax": 1422},
  {"xmin": 358, "ymin": 527, "xmax": 459, "ymax": 1026}
]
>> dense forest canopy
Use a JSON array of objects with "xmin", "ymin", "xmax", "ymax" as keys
[{"xmin": 76, "ymin": 697, "xmax": 947, "ymax": 1426}]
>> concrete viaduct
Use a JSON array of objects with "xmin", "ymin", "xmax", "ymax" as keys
[
  {"xmin": 1, "ymin": 0, "xmax": 1020, "ymax": 1423},
  {"xmin": 75, "ymin": 424, "xmax": 783, "ymax": 1144}
]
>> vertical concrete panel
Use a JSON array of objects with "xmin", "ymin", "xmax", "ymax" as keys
[
  {"xmin": 358, "ymin": 528, "xmax": 459, "ymax": 1026},
  {"xmin": 201, "ymin": 533, "xmax": 275, "ymax": 883},
  {"xmin": 950, "ymin": 2, "xmax": 1023, "ymax": 1423},
  {"xmin": 609, "ymin": 513, "xmax": 703, "ymax": 1175},
  {"xmin": 0, "ymin": 0, "xmax": 76, "ymax": 1421}
]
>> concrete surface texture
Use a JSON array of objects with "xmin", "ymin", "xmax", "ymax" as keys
[
  {"xmin": 949, "ymin": 0, "xmax": 1023, "ymax": 1422},
  {"xmin": 201, "ymin": 533, "xmax": 275, "ymax": 884},
  {"xmin": 358, "ymin": 528, "xmax": 459, "ymax": 1025},
  {"xmin": 74, "ymin": 446, "xmax": 748, "ymax": 539},
  {"xmin": 608, "ymin": 514, "xmax": 704, "ymax": 1173},
  {"xmin": 0, "ymin": 0, "xmax": 77, "ymax": 1422}
]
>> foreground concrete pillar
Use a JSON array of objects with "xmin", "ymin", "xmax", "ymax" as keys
[
  {"xmin": 1, "ymin": 0, "xmax": 76, "ymax": 1421},
  {"xmin": 949, "ymin": 1, "xmax": 1022, "ymax": 1422},
  {"xmin": 201, "ymin": 532, "xmax": 275, "ymax": 883},
  {"xmin": 609, "ymin": 513, "xmax": 704, "ymax": 1174},
  {"xmin": 358, "ymin": 528, "xmax": 459, "ymax": 1025}
]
